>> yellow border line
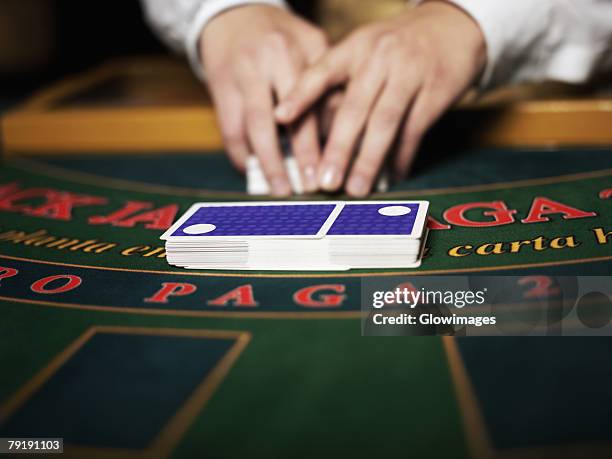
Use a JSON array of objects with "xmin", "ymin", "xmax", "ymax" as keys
[
  {"xmin": 0, "ymin": 327, "xmax": 98, "ymax": 426},
  {"xmin": 13, "ymin": 57, "xmax": 207, "ymax": 112},
  {"xmin": 150, "ymin": 330, "xmax": 250, "ymax": 457},
  {"xmin": 0, "ymin": 295, "xmax": 362, "ymax": 320},
  {"xmin": 15, "ymin": 64, "xmax": 119, "ymax": 111},
  {"xmin": 8, "ymin": 157, "xmax": 612, "ymax": 199},
  {"xmin": 443, "ymin": 337, "xmax": 492, "ymax": 459},
  {"xmin": 7, "ymin": 157, "xmax": 246, "ymax": 199},
  {"xmin": 0, "ymin": 326, "xmax": 251, "ymax": 459},
  {"xmin": 2, "ymin": 284, "xmax": 608, "ymax": 321},
  {"xmin": 1, "ymin": 253, "xmax": 612, "ymax": 279},
  {"xmin": 0, "ymin": 58, "xmax": 222, "ymax": 156},
  {"xmin": 4, "ymin": 58, "xmax": 612, "ymax": 153},
  {"xmin": 443, "ymin": 337, "xmax": 612, "ymax": 459}
]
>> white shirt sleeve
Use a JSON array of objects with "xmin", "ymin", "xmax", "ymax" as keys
[
  {"xmin": 447, "ymin": 0, "xmax": 612, "ymax": 88},
  {"xmin": 141, "ymin": 0, "xmax": 288, "ymax": 80}
]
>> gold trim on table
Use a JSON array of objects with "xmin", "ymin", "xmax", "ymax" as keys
[{"xmin": 2, "ymin": 57, "xmax": 611, "ymax": 154}]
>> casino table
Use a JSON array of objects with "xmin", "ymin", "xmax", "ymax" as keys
[{"xmin": 1, "ymin": 60, "xmax": 612, "ymax": 459}]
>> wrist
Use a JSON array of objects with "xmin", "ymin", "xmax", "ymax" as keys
[
  {"xmin": 190, "ymin": 0, "xmax": 289, "ymax": 81},
  {"xmin": 205, "ymin": 2, "xmax": 287, "ymax": 32},
  {"xmin": 420, "ymin": 1, "xmax": 487, "ymax": 81}
]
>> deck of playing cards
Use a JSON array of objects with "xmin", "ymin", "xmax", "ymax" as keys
[{"xmin": 161, "ymin": 201, "xmax": 429, "ymax": 271}]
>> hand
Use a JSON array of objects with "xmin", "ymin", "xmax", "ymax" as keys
[
  {"xmin": 201, "ymin": 5, "xmax": 328, "ymax": 196},
  {"xmin": 275, "ymin": 1, "xmax": 486, "ymax": 197}
]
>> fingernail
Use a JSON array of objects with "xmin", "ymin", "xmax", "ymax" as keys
[
  {"xmin": 319, "ymin": 165, "xmax": 340, "ymax": 191},
  {"xmin": 303, "ymin": 166, "xmax": 318, "ymax": 193},
  {"xmin": 275, "ymin": 103, "xmax": 293, "ymax": 120},
  {"xmin": 347, "ymin": 175, "xmax": 370, "ymax": 197},
  {"xmin": 270, "ymin": 177, "xmax": 291, "ymax": 197}
]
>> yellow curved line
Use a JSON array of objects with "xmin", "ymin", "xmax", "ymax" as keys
[
  {"xmin": 9, "ymin": 157, "xmax": 612, "ymax": 200},
  {"xmin": 443, "ymin": 337, "xmax": 493, "ymax": 459},
  {"xmin": 0, "ymin": 295, "xmax": 363, "ymax": 320},
  {"xmin": 1, "ymin": 253, "xmax": 611, "ymax": 279}
]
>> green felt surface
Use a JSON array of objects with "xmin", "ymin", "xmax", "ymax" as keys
[
  {"xmin": 1, "ymin": 150, "xmax": 611, "ymax": 276},
  {"xmin": 0, "ymin": 303, "xmax": 465, "ymax": 459},
  {"xmin": 0, "ymin": 148, "xmax": 611, "ymax": 458}
]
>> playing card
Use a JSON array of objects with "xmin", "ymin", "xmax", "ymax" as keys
[
  {"xmin": 326, "ymin": 201, "xmax": 429, "ymax": 238},
  {"xmin": 246, "ymin": 156, "xmax": 304, "ymax": 195},
  {"xmin": 246, "ymin": 155, "xmax": 390, "ymax": 195},
  {"xmin": 162, "ymin": 200, "xmax": 430, "ymax": 271},
  {"xmin": 161, "ymin": 202, "xmax": 344, "ymax": 241}
]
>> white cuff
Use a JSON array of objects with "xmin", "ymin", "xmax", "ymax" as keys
[
  {"xmin": 186, "ymin": 0, "xmax": 289, "ymax": 81},
  {"xmin": 445, "ymin": 0, "xmax": 553, "ymax": 88}
]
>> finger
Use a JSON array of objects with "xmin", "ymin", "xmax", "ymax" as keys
[
  {"xmin": 317, "ymin": 66, "xmax": 386, "ymax": 192},
  {"xmin": 394, "ymin": 87, "xmax": 452, "ymax": 178},
  {"xmin": 346, "ymin": 77, "xmax": 417, "ymax": 197},
  {"xmin": 235, "ymin": 60, "xmax": 291, "ymax": 197},
  {"xmin": 210, "ymin": 83, "xmax": 249, "ymax": 172},
  {"xmin": 269, "ymin": 45, "xmax": 320, "ymax": 193},
  {"xmin": 275, "ymin": 44, "xmax": 351, "ymax": 124},
  {"xmin": 319, "ymin": 89, "xmax": 344, "ymax": 139},
  {"xmin": 303, "ymin": 29, "xmax": 329, "ymax": 65},
  {"xmin": 286, "ymin": 115, "xmax": 321, "ymax": 193}
]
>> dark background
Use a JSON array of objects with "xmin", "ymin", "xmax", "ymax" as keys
[
  {"xmin": 0, "ymin": 0, "xmax": 316, "ymax": 107},
  {"xmin": 1, "ymin": 0, "xmax": 158, "ymax": 106},
  {"xmin": 3, "ymin": 0, "xmax": 607, "ymax": 111}
]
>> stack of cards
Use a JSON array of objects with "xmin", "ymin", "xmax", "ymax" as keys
[
  {"xmin": 161, "ymin": 201, "xmax": 429, "ymax": 271},
  {"xmin": 246, "ymin": 156, "xmax": 389, "ymax": 195}
]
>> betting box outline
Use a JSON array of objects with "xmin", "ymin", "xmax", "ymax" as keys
[{"xmin": 0, "ymin": 326, "xmax": 251, "ymax": 459}]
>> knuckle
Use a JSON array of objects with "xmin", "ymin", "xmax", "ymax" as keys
[
  {"xmin": 410, "ymin": 33, "xmax": 429, "ymax": 54},
  {"xmin": 292, "ymin": 131, "xmax": 317, "ymax": 153},
  {"xmin": 348, "ymin": 27, "xmax": 371, "ymax": 44},
  {"xmin": 265, "ymin": 31, "xmax": 291, "ymax": 51},
  {"xmin": 235, "ymin": 48, "xmax": 258, "ymax": 69},
  {"xmin": 313, "ymin": 59, "xmax": 332, "ymax": 79},
  {"xmin": 246, "ymin": 108, "xmax": 267, "ymax": 127},
  {"xmin": 360, "ymin": 149, "xmax": 385, "ymax": 170},
  {"xmin": 339, "ymin": 101, "xmax": 367, "ymax": 119},
  {"xmin": 374, "ymin": 32, "xmax": 400, "ymax": 54},
  {"xmin": 301, "ymin": 69, "xmax": 326, "ymax": 92},
  {"xmin": 265, "ymin": 166, "xmax": 287, "ymax": 179},
  {"xmin": 407, "ymin": 120, "xmax": 426, "ymax": 140},
  {"xmin": 327, "ymin": 137, "xmax": 353, "ymax": 158},
  {"xmin": 310, "ymin": 30, "xmax": 329, "ymax": 50},
  {"xmin": 400, "ymin": 36, "xmax": 428, "ymax": 65},
  {"xmin": 430, "ymin": 64, "xmax": 450, "ymax": 87},
  {"xmin": 355, "ymin": 159, "xmax": 379, "ymax": 177},
  {"xmin": 223, "ymin": 130, "xmax": 244, "ymax": 148},
  {"xmin": 373, "ymin": 108, "xmax": 404, "ymax": 127},
  {"xmin": 326, "ymin": 139, "xmax": 346, "ymax": 156}
]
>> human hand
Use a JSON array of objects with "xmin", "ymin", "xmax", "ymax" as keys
[
  {"xmin": 201, "ymin": 5, "xmax": 328, "ymax": 195},
  {"xmin": 275, "ymin": 1, "xmax": 486, "ymax": 197}
]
